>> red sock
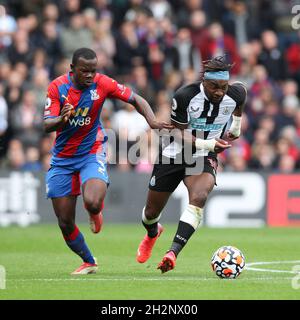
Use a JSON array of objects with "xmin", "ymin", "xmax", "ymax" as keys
[
  {"xmin": 63, "ymin": 225, "xmax": 79, "ymax": 241},
  {"xmin": 63, "ymin": 225, "xmax": 95, "ymax": 263}
]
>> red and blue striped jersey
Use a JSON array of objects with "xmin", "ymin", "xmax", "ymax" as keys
[{"xmin": 44, "ymin": 72, "xmax": 133, "ymax": 160}]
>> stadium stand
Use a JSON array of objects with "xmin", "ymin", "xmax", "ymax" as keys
[{"xmin": 0, "ymin": 0, "xmax": 299, "ymax": 173}]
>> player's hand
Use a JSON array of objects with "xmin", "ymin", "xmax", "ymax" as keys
[
  {"xmin": 214, "ymin": 138, "xmax": 232, "ymax": 153},
  {"xmin": 61, "ymin": 103, "xmax": 75, "ymax": 123},
  {"xmin": 225, "ymin": 131, "xmax": 239, "ymax": 141},
  {"xmin": 148, "ymin": 119, "xmax": 174, "ymax": 130}
]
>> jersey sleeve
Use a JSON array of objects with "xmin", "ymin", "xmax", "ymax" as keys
[
  {"xmin": 44, "ymin": 82, "xmax": 61, "ymax": 119},
  {"xmin": 98, "ymin": 75, "xmax": 134, "ymax": 103},
  {"xmin": 170, "ymin": 87, "xmax": 190, "ymax": 125},
  {"xmin": 229, "ymin": 82, "xmax": 247, "ymax": 106}
]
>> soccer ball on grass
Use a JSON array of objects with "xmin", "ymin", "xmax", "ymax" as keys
[{"xmin": 211, "ymin": 246, "xmax": 245, "ymax": 279}]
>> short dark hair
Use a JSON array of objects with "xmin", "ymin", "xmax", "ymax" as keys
[
  {"xmin": 72, "ymin": 48, "xmax": 97, "ymax": 66},
  {"xmin": 202, "ymin": 55, "xmax": 234, "ymax": 73}
]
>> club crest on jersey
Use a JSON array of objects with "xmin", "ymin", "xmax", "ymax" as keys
[
  {"xmin": 90, "ymin": 89, "xmax": 99, "ymax": 100},
  {"xmin": 222, "ymin": 106, "xmax": 230, "ymax": 115},
  {"xmin": 190, "ymin": 105, "xmax": 200, "ymax": 112}
]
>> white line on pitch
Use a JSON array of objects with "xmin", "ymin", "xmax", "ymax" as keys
[
  {"xmin": 246, "ymin": 260, "xmax": 300, "ymax": 274},
  {"xmin": 247, "ymin": 260, "xmax": 300, "ymax": 266}
]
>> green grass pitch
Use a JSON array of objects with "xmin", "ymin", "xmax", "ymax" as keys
[{"xmin": 0, "ymin": 224, "xmax": 300, "ymax": 300}]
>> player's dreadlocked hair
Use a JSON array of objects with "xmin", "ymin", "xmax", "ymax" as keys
[{"xmin": 201, "ymin": 55, "xmax": 234, "ymax": 79}]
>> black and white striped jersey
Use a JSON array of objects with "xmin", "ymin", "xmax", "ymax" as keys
[{"xmin": 162, "ymin": 81, "xmax": 247, "ymax": 159}]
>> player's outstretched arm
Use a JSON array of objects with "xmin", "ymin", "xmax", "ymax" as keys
[
  {"xmin": 225, "ymin": 82, "xmax": 247, "ymax": 141},
  {"xmin": 44, "ymin": 104, "xmax": 74, "ymax": 133},
  {"xmin": 225, "ymin": 102, "xmax": 245, "ymax": 141},
  {"xmin": 130, "ymin": 93, "xmax": 174, "ymax": 130}
]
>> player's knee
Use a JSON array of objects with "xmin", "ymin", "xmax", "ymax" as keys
[
  {"xmin": 189, "ymin": 191, "xmax": 209, "ymax": 208},
  {"xmin": 144, "ymin": 205, "xmax": 160, "ymax": 221},
  {"xmin": 84, "ymin": 198, "xmax": 103, "ymax": 214}
]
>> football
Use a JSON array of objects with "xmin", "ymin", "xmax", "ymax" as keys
[{"xmin": 211, "ymin": 246, "xmax": 245, "ymax": 279}]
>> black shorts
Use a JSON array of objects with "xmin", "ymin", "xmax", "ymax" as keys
[{"xmin": 149, "ymin": 156, "xmax": 218, "ymax": 193}]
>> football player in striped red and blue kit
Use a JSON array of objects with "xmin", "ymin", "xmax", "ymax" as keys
[{"xmin": 44, "ymin": 48, "xmax": 173, "ymax": 274}]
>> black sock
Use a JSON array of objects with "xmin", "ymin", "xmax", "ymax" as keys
[
  {"xmin": 169, "ymin": 221, "xmax": 195, "ymax": 257},
  {"xmin": 142, "ymin": 221, "xmax": 158, "ymax": 238}
]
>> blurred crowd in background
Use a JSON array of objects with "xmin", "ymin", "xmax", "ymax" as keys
[{"xmin": 0, "ymin": 0, "xmax": 299, "ymax": 174}]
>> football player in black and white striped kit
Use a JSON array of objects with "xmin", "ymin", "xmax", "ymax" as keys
[{"xmin": 136, "ymin": 56, "xmax": 247, "ymax": 273}]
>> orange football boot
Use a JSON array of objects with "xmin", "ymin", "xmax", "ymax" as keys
[
  {"xmin": 136, "ymin": 224, "xmax": 164, "ymax": 263},
  {"xmin": 157, "ymin": 251, "xmax": 176, "ymax": 273}
]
